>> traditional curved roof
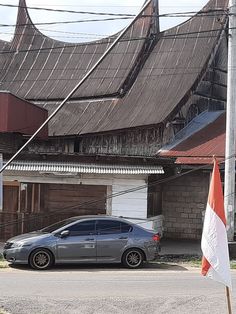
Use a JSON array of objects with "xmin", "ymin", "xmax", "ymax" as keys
[
  {"xmin": 0, "ymin": 0, "xmax": 228, "ymax": 137},
  {"xmin": 0, "ymin": 0, "xmax": 152, "ymax": 100},
  {"xmin": 43, "ymin": 0, "xmax": 228, "ymax": 136}
]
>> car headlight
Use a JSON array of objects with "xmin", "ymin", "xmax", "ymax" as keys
[{"xmin": 11, "ymin": 242, "xmax": 32, "ymax": 248}]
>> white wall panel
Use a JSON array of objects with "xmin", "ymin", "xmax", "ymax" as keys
[{"xmin": 112, "ymin": 178, "xmax": 147, "ymax": 219}]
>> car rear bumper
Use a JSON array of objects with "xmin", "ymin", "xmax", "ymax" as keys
[{"xmin": 146, "ymin": 243, "xmax": 161, "ymax": 261}]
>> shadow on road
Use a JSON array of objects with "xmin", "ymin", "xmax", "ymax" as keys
[{"xmin": 8, "ymin": 262, "xmax": 188, "ymax": 272}]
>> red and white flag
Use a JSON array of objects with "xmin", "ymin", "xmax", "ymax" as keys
[{"xmin": 201, "ymin": 159, "xmax": 232, "ymax": 289}]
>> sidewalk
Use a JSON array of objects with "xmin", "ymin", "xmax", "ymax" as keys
[
  {"xmin": 160, "ymin": 239, "xmax": 201, "ymax": 256},
  {"xmin": 0, "ymin": 239, "xmax": 202, "ymax": 257}
]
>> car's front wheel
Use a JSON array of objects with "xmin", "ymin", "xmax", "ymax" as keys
[
  {"xmin": 122, "ymin": 248, "xmax": 144, "ymax": 269},
  {"xmin": 29, "ymin": 249, "xmax": 54, "ymax": 270}
]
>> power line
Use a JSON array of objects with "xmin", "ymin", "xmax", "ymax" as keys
[
  {"xmin": 0, "ymin": 154, "xmax": 231, "ymax": 230},
  {"xmin": 0, "ymin": 13, "xmax": 226, "ymax": 29},
  {"xmin": 0, "ymin": 27, "xmax": 224, "ymax": 41},
  {"xmin": 0, "ymin": 71, "xmax": 224, "ymax": 85},
  {"xmin": 0, "ymin": 32, "xmax": 109, "ymax": 41},
  {"xmin": 0, "ymin": 64, "xmax": 214, "ymax": 72},
  {"xmin": 0, "ymin": 4, "xmax": 227, "ymax": 18},
  {"xmin": 0, "ymin": 3, "xmax": 136, "ymax": 17},
  {"xmin": 0, "ymin": 29, "xmax": 109, "ymax": 39},
  {"xmin": 0, "ymin": 16, "xmax": 134, "ymax": 28},
  {"xmin": 0, "ymin": 25, "xmax": 227, "ymax": 56},
  {"xmin": 0, "ymin": 162, "xmax": 214, "ymax": 229},
  {"xmin": 0, "ymin": 9, "xmax": 227, "ymax": 29},
  {"xmin": 0, "ymin": 36, "xmax": 149, "ymax": 56}
]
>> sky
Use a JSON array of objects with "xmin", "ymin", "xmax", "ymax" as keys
[{"xmin": 0, "ymin": 0, "xmax": 209, "ymax": 43}]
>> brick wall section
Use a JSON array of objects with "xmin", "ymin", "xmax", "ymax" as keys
[{"xmin": 162, "ymin": 171, "xmax": 209, "ymax": 240}]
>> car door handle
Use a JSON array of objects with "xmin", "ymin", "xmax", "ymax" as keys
[
  {"xmin": 119, "ymin": 237, "xmax": 128, "ymax": 240},
  {"xmin": 85, "ymin": 238, "xmax": 95, "ymax": 241}
]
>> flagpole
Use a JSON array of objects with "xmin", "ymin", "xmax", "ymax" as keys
[{"xmin": 226, "ymin": 287, "xmax": 232, "ymax": 314}]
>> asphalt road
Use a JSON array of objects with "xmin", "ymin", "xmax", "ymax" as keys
[{"xmin": 0, "ymin": 264, "xmax": 235, "ymax": 314}]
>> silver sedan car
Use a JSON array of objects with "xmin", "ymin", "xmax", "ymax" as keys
[{"xmin": 3, "ymin": 215, "xmax": 161, "ymax": 270}]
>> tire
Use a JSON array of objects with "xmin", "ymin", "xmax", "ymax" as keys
[
  {"xmin": 122, "ymin": 248, "xmax": 144, "ymax": 269},
  {"xmin": 29, "ymin": 249, "xmax": 54, "ymax": 270}
]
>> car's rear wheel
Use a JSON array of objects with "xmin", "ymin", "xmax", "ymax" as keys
[
  {"xmin": 29, "ymin": 249, "xmax": 54, "ymax": 270},
  {"xmin": 122, "ymin": 248, "xmax": 144, "ymax": 269}
]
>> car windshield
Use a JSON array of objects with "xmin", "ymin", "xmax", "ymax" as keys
[{"xmin": 40, "ymin": 217, "xmax": 79, "ymax": 233}]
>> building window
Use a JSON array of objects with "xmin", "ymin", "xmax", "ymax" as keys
[{"xmin": 74, "ymin": 138, "xmax": 80, "ymax": 153}]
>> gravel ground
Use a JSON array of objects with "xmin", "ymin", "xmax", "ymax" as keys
[{"xmin": 0, "ymin": 295, "xmax": 233, "ymax": 314}]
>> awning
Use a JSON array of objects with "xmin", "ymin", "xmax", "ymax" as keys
[
  {"xmin": 5, "ymin": 161, "xmax": 164, "ymax": 175},
  {"xmin": 158, "ymin": 111, "xmax": 226, "ymax": 165}
]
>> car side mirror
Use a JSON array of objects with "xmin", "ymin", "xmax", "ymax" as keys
[{"xmin": 60, "ymin": 230, "xmax": 70, "ymax": 238}]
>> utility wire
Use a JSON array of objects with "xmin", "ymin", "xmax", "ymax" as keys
[
  {"xmin": 0, "ymin": 9, "xmax": 227, "ymax": 28},
  {"xmin": 0, "ymin": 4, "xmax": 226, "ymax": 18},
  {"xmin": 0, "ymin": 153, "xmax": 231, "ymax": 229},
  {"xmin": 0, "ymin": 37, "xmax": 148, "ymax": 55},
  {"xmin": 0, "ymin": 71, "xmax": 225, "ymax": 84},
  {"xmin": 0, "ymin": 65, "xmax": 223, "ymax": 71},
  {"xmin": 0, "ymin": 29, "xmax": 223, "ymax": 41},
  {"xmin": 0, "ymin": 30, "xmax": 109, "ymax": 39},
  {"xmin": 0, "ymin": 3, "xmax": 136, "ymax": 16},
  {"xmin": 0, "ymin": 16, "xmax": 134, "ymax": 28},
  {"xmin": 0, "ymin": 13, "xmax": 226, "ymax": 28},
  {"xmin": 0, "ymin": 26, "xmax": 227, "ymax": 56}
]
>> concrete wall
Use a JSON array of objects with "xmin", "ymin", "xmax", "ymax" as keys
[{"xmin": 162, "ymin": 171, "xmax": 209, "ymax": 240}]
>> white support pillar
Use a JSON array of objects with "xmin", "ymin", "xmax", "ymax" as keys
[{"xmin": 224, "ymin": 0, "xmax": 236, "ymax": 241}]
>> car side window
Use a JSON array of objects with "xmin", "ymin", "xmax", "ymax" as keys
[
  {"xmin": 96, "ymin": 220, "xmax": 121, "ymax": 235},
  {"xmin": 66, "ymin": 220, "xmax": 96, "ymax": 236},
  {"xmin": 120, "ymin": 222, "xmax": 133, "ymax": 233}
]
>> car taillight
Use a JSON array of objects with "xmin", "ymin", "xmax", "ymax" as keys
[{"xmin": 152, "ymin": 234, "xmax": 160, "ymax": 242}]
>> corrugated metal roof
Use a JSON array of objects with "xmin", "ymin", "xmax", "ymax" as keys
[
  {"xmin": 174, "ymin": 157, "xmax": 224, "ymax": 164},
  {"xmin": 159, "ymin": 111, "xmax": 224, "ymax": 153},
  {"xmin": 0, "ymin": 0, "xmax": 152, "ymax": 101},
  {"xmin": 159, "ymin": 112, "xmax": 226, "ymax": 164},
  {"xmin": 5, "ymin": 161, "xmax": 164, "ymax": 175}
]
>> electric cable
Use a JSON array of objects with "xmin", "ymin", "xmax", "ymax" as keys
[
  {"xmin": 0, "ymin": 4, "xmax": 227, "ymax": 18},
  {"xmin": 0, "ymin": 153, "xmax": 232, "ymax": 229}
]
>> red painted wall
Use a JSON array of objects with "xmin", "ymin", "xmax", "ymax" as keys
[{"xmin": 0, "ymin": 92, "xmax": 48, "ymax": 138}]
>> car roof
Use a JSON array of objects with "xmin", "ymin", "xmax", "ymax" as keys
[{"xmin": 69, "ymin": 215, "xmax": 131, "ymax": 222}]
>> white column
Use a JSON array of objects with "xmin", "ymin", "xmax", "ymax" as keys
[{"xmin": 224, "ymin": 0, "xmax": 236, "ymax": 241}]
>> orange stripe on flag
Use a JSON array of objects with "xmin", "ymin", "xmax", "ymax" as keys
[
  {"xmin": 201, "ymin": 256, "xmax": 211, "ymax": 276},
  {"xmin": 208, "ymin": 159, "xmax": 226, "ymax": 226}
]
